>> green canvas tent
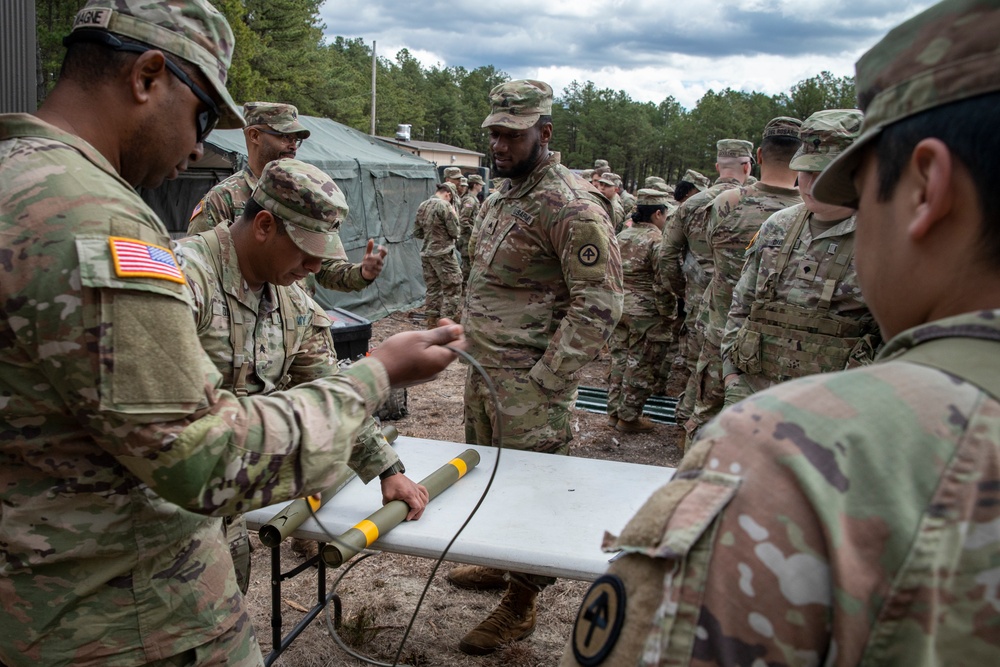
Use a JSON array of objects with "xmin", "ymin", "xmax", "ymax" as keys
[{"xmin": 139, "ymin": 115, "xmax": 438, "ymax": 320}]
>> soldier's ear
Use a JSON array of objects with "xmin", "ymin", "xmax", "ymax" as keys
[{"xmin": 252, "ymin": 209, "xmax": 277, "ymax": 241}]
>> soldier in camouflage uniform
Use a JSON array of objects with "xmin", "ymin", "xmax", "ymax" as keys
[
  {"xmin": 685, "ymin": 117, "xmax": 802, "ymax": 443},
  {"xmin": 617, "ymin": 177, "xmax": 637, "ymax": 220},
  {"xmin": 597, "ymin": 172, "xmax": 627, "ymax": 233},
  {"xmin": 188, "ymin": 101, "xmax": 388, "ymax": 295},
  {"xmin": 414, "ymin": 183, "xmax": 462, "ymax": 326},
  {"xmin": 188, "ymin": 102, "xmax": 308, "ymax": 232},
  {"xmin": 454, "ymin": 79, "xmax": 623, "ymax": 656},
  {"xmin": 607, "ymin": 189, "xmax": 676, "ymax": 433},
  {"xmin": 659, "ymin": 140, "xmax": 752, "ymax": 424},
  {"xmin": 458, "ymin": 174, "xmax": 484, "ymax": 285},
  {"xmin": 673, "ymin": 168, "xmax": 710, "ymax": 205},
  {"xmin": 0, "ymin": 3, "xmax": 461, "ymax": 665},
  {"xmin": 442, "ymin": 165, "xmax": 464, "ymax": 215},
  {"xmin": 563, "ymin": 2, "xmax": 1000, "ymax": 664},
  {"xmin": 720, "ymin": 110, "xmax": 879, "ymax": 406},
  {"xmin": 177, "ymin": 159, "xmax": 429, "ymax": 592}
]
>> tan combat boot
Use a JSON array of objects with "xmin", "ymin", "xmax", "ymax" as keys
[
  {"xmin": 458, "ymin": 582, "xmax": 537, "ymax": 655},
  {"xmin": 615, "ymin": 416, "xmax": 656, "ymax": 433},
  {"xmin": 447, "ymin": 564, "xmax": 507, "ymax": 591},
  {"xmin": 607, "ymin": 414, "xmax": 619, "ymax": 428}
]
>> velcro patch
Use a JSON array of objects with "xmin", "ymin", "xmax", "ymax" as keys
[
  {"xmin": 571, "ymin": 574, "xmax": 627, "ymax": 666},
  {"xmin": 109, "ymin": 237, "xmax": 186, "ymax": 284}
]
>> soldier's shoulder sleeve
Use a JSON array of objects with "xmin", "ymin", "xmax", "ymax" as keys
[{"xmin": 563, "ymin": 440, "xmax": 741, "ymax": 667}]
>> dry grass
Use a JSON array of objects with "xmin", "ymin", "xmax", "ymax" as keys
[{"xmin": 244, "ymin": 310, "xmax": 687, "ymax": 666}]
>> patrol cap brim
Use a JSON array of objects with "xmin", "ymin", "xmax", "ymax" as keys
[
  {"xmin": 267, "ymin": 119, "xmax": 311, "ymax": 139},
  {"xmin": 481, "ymin": 111, "xmax": 540, "ymax": 130},
  {"xmin": 812, "ymin": 123, "xmax": 879, "ymax": 207},
  {"xmin": 283, "ymin": 221, "xmax": 343, "ymax": 260}
]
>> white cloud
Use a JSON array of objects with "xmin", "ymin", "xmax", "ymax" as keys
[{"xmin": 320, "ymin": 0, "xmax": 938, "ymax": 110}]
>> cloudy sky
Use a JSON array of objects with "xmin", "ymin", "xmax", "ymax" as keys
[{"xmin": 320, "ymin": 0, "xmax": 936, "ymax": 110}]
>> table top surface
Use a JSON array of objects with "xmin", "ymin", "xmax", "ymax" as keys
[{"xmin": 245, "ymin": 436, "xmax": 675, "ymax": 581}]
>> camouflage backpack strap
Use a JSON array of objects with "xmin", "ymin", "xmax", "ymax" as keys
[
  {"xmin": 274, "ymin": 285, "xmax": 297, "ymax": 389},
  {"xmin": 816, "ymin": 232, "xmax": 856, "ymax": 311},
  {"xmin": 201, "ymin": 229, "xmax": 250, "ymax": 397},
  {"xmin": 766, "ymin": 204, "xmax": 812, "ymax": 301},
  {"xmin": 896, "ymin": 335, "xmax": 1000, "ymax": 400}
]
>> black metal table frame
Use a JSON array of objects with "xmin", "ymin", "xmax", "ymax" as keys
[{"xmin": 264, "ymin": 543, "xmax": 341, "ymax": 666}]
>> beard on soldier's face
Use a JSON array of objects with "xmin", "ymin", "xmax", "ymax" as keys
[{"xmin": 492, "ymin": 139, "xmax": 544, "ymax": 179}]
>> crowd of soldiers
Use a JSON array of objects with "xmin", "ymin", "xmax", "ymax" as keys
[
  {"xmin": 2, "ymin": 0, "xmax": 999, "ymax": 665},
  {"xmin": 416, "ymin": 108, "xmax": 875, "ymax": 444}
]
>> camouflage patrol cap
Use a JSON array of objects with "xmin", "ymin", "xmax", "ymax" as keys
[
  {"xmin": 482, "ymin": 79, "xmax": 553, "ymax": 130},
  {"xmin": 717, "ymin": 139, "xmax": 754, "ymax": 160},
  {"xmin": 251, "ymin": 159, "xmax": 348, "ymax": 260},
  {"xmin": 460, "ymin": 177, "xmax": 469, "ymax": 186},
  {"xmin": 581, "ymin": 169, "xmax": 595, "ymax": 181},
  {"xmin": 679, "ymin": 169, "xmax": 711, "ymax": 192},
  {"xmin": 594, "ymin": 159, "xmax": 610, "ymax": 169},
  {"xmin": 636, "ymin": 188, "xmax": 672, "ymax": 206},
  {"xmin": 650, "ymin": 179, "xmax": 672, "ymax": 194},
  {"xmin": 68, "ymin": 0, "xmax": 243, "ymax": 130},
  {"xmin": 443, "ymin": 166, "xmax": 463, "ymax": 181},
  {"xmin": 762, "ymin": 116, "xmax": 803, "ymax": 139},
  {"xmin": 597, "ymin": 173, "xmax": 617, "ymax": 187},
  {"xmin": 441, "ymin": 182, "xmax": 459, "ymax": 200},
  {"xmin": 644, "ymin": 176, "xmax": 667, "ymax": 188},
  {"xmin": 244, "ymin": 102, "xmax": 310, "ymax": 138},
  {"xmin": 815, "ymin": 0, "xmax": 1000, "ymax": 205},
  {"xmin": 467, "ymin": 174, "xmax": 485, "ymax": 185},
  {"xmin": 789, "ymin": 109, "xmax": 865, "ymax": 172}
]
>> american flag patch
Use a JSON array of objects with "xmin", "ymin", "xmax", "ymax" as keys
[{"xmin": 108, "ymin": 237, "xmax": 186, "ymax": 284}]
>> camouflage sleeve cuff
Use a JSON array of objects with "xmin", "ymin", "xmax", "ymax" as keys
[
  {"xmin": 529, "ymin": 360, "xmax": 570, "ymax": 392},
  {"xmin": 346, "ymin": 417, "xmax": 401, "ymax": 484},
  {"xmin": 341, "ymin": 357, "xmax": 391, "ymax": 414}
]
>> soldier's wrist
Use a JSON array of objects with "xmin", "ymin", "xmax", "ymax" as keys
[{"xmin": 379, "ymin": 461, "xmax": 406, "ymax": 481}]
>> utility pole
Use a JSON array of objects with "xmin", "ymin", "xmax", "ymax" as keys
[{"xmin": 370, "ymin": 40, "xmax": 377, "ymax": 136}]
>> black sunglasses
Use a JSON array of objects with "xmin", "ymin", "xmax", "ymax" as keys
[
  {"xmin": 255, "ymin": 127, "xmax": 305, "ymax": 148},
  {"xmin": 63, "ymin": 29, "xmax": 221, "ymax": 143}
]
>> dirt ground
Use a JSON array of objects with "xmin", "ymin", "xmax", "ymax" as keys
[{"xmin": 244, "ymin": 310, "xmax": 688, "ymax": 666}]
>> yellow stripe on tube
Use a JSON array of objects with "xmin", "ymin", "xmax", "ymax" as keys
[
  {"xmin": 355, "ymin": 519, "xmax": 380, "ymax": 546},
  {"xmin": 450, "ymin": 457, "xmax": 468, "ymax": 478}
]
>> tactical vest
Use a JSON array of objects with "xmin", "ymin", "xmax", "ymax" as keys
[
  {"xmin": 202, "ymin": 230, "xmax": 298, "ymax": 397},
  {"xmin": 732, "ymin": 207, "xmax": 876, "ymax": 379}
]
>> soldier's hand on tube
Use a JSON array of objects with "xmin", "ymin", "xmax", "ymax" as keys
[
  {"xmin": 370, "ymin": 318, "xmax": 465, "ymax": 388},
  {"xmin": 380, "ymin": 474, "xmax": 430, "ymax": 520},
  {"xmin": 360, "ymin": 239, "xmax": 388, "ymax": 281}
]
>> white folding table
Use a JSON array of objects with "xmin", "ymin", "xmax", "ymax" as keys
[{"xmin": 244, "ymin": 436, "xmax": 674, "ymax": 663}]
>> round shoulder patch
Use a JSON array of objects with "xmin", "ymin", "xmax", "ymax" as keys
[
  {"xmin": 578, "ymin": 243, "xmax": 601, "ymax": 266},
  {"xmin": 571, "ymin": 574, "xmax": 627, "ymax": 666}
]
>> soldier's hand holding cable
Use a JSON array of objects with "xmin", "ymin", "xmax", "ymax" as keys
[{"xmin": 370, "ymin": 318, "xmax": 465, "ymax": 388}]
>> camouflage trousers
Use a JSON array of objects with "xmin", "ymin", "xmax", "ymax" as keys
[
  {"xmin": 146, "ymin": 608, "xmax": 263, "ymax": 666},
  {"xmin": 685, "ymin": 334, "xmax": 726, "ymax": 447},
  {"xmin": 224, "ymin": 515, "xmax": 252, "ymax": 595},
  {"xmin": 464, "ymin": 365, "xmax": 575, "ymax": 454},
  {"xmin": 608, "ymin": 315, "xmax": 671, "ymax": 422},
  {"xmin": 464, "ymin": 364, "xmax": 571, "ymax": 588},
  {"xmin": 458, "ymin": 230, "xmax": 472, "ymax": 286},
  {"xmin": 677, "ymin": 290, "xmax": 707, "ymax": 422},
  {"xmin": 421, "ymin": 252, "xmax": 462, "ymax": 321}
]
